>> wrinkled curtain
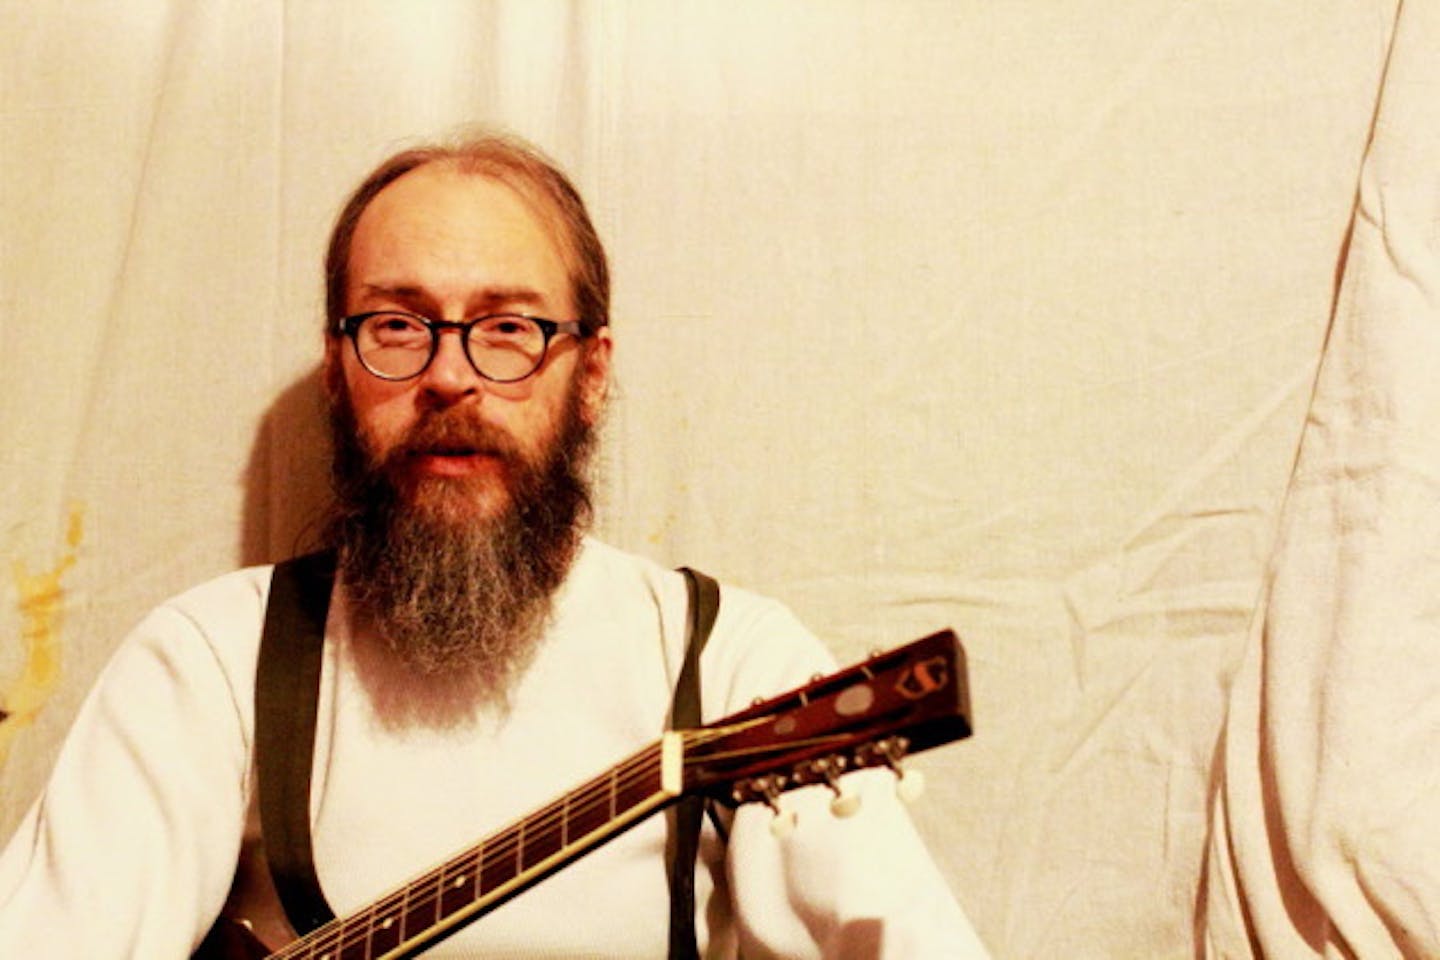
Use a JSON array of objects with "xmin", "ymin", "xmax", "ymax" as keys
[{"xmin": 1204, "ymin": 2, "xmax": 1440, "ymax": 955}]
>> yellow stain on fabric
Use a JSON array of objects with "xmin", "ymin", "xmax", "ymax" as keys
[{"xmin": 0, "ymin": 505, "xmax": 83, "ymax": 771}]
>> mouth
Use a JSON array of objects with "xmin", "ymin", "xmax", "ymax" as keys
[{"xmin": 408, "ymin": 445, "xmax": 504, "ymax": 477}]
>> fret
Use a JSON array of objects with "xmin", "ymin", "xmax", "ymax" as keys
[
  {"xmin": 275, "ymin": 742, "xmax": 677, "ymax": 960},
  {"xmin": 337, "ymin": 915, "xmax": 372, "ymax": 960},
  {"xmin": 307, "ymin": 926, "xmax": 329, "ymax": 960},
  {"xmin": 399, "ymin": 866, "xmax": 441, "ymax": 943},
  {"xmin": 367, "ymin": 887, "xmax": 404, "ymax": 956},
  {"xmin": 613, "ymin": 757, "xmax": 664, "ymax": 817},
  {"xmin": 520, "ymin": 805, "xmax": 564, "ymax": 871},
  {"xmin": 514, "ymin": 817, "xmax": 525, "ymax": 877},
  {"xmin": 479, "ymin": 826, "xmax": 514, "ymax": 893},
  {"xmin": 438, "ymin": 850, "xmax": 477, "ymax": 918},
  {"xmin": 305, "ymin": 924, "xmax": 351, "ymax": 960},
  {"xmin": 609, "ymin": 765, "xmax": 618, "ymax": 821},
  {"xmin": 563, "ymin": 778, "xmax": 611, "ymax": 841},
  {"xmin": 470, "ymin": 839, "xmax": 485, "ymax": 902}
]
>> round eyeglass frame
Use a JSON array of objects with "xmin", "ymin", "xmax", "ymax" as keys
[{"xmin": 336, "ymin": 310, "xmax": 591, "ymax": 384}]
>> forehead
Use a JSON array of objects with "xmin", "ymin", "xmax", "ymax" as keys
[{"xmin": 347, "ymin": 163, "xmax": 572, "ymax": 310}]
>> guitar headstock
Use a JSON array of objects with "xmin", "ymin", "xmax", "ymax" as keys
[{"xmin": 681, "ymin": 630, "xmax": 971, "ymax": 810}]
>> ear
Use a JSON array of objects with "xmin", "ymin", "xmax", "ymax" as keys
[{"xmin": 577, "ymin": 327, "xmax": 613, "ymax": 426}]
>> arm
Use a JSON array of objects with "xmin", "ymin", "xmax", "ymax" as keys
[
  {"xmin": 0, "ymin": 593, "xmax": 255, "ymax": 958},
  {"xmin": 700, "ymin": 593, "xmax": 991, "ymax": 960}
]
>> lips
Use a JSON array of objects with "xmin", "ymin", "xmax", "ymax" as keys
[
  {"xmin": 409, "ymin": 445, "xmax": 503, "ymax": 477},
  {"xmin": 383, "ymin": 410, "xmax": 524, "ymax": 480}
]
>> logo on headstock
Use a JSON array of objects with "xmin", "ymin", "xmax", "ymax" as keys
[{"xmin": 894, "ymin": 656, "xmax": 948, "ymax": 700}]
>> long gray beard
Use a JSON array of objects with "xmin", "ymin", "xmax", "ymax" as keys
[{"xmin": 325, "ymin": 387, "xmax": 594, "ymax": 701}]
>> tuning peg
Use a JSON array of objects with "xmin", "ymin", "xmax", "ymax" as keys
[
  {"xmin": 855, "ymin": 736, "xmax": 924, "ymax": 803},
  {"xmin": 734, "ymin": 774, "xmax": 799, "ymax": 838},
  {"xmin": 819, "ymin": 764, "xmax": 861, "ymax": 819},
  {"xmin": 758, "ymin": 779, "xmax": 799, "ymax": 837},
  {"xmin": 769, "ymin": 808, "xmax": 798, "ymax": 837},
  {"xmin": 830, "ymin": 792, "xmax": 862, "ymax": 818},
  {"xmin": 799, "ymin": 756, "xmax": 861, "ymax": 819},
  {"xmin": 895, "ymin": 767, "xmax": 926, "ymax": 804}
]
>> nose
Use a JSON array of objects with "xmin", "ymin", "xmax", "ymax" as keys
[{"xmin": 419, "ymin": 327, "xmax": 483, "ymax": 401}]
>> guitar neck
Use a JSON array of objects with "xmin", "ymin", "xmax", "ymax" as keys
[{"xmin": 269, "ymin": 735, "xmax": 683, "ymax": 960}]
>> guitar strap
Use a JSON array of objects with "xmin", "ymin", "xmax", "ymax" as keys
[
  {"xmin": 669, "ymin": 567, "xmax": 720, "ymax": 960},
  {"xmin": 254, "ymin": 553, "xmax": 721, "ymax": 958},
  {"xmin": 255, "ymin": 550, "xmax": 338, "ymax": 935}
]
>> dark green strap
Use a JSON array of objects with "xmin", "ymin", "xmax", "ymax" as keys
[
  {"xmin": 669, "ymin": 567, "xmax": 720, "ymax": 960},
  {"xmin": 256, "ymin": 550, "xmax": 338, "ymax": 935}
]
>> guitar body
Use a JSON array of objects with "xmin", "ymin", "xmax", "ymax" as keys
[{"xmin": 191, "ymin": 917, "xmax": 272, "ymax": 960}]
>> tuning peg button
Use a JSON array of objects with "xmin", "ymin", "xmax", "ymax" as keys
[
  {"xmin": 896, "ymin": 768, "xmax": 926, "ymax": 804},
  {"xmin": 829, "ymin": 792, "xmax": 862, "ymax": 818}
]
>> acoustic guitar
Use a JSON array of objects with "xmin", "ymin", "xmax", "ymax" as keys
[{"xmin": 195, "ymin": 628, "xmax": 972, "ymax": 959}]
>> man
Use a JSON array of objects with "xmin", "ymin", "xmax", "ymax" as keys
[{"xmin": 0, "ymin": 132, "xmax": 989, "ymax": 958}]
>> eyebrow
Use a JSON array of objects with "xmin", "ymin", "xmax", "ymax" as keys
[{"xmin": 357, "ymin": 283, "xmax": 550, "ymax": 316}]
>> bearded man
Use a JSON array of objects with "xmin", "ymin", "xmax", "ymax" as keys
[
  {"xmin": 321, "ymin": 141, "xmax": 611, "ymax": 711},
  {"xmin": 0, "ymin": 133, "xmax": 989, "ymax": 959}
]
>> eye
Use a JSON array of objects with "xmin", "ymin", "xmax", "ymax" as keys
[
  {"xmin": 472, "ymin": 316, "xmax": 545, "ymax": 350},
  {"xmin": 479, "ymin": 315, "xmax": 533, "ymax": 338},
  {"xmin": 362, "ymin": 313, "xmax": 429, "ymax": 347}
]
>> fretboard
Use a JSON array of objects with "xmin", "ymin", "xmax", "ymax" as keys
[{"xmin": 268, "ymin": 735, "xmax": 681, "ymax": 960}]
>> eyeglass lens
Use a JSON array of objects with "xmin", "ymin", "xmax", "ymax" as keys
[{"xmin": 354, "ymin": 312, "xmax": 551, "ymax": 382}]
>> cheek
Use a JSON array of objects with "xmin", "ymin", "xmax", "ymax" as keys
[{"xmin": 343, "ymin": 369, "xmax": 416, "ymax": 452}]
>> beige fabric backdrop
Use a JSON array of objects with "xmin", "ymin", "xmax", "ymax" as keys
[
  {"xmin": 1205, "ymin": 2, "xmax": 1440, "ymax": 956},
  {"xmin": 0, "ymin": 2, "xmax": 1405, "ymax": 956}
]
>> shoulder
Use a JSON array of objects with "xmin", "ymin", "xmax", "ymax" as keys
[
  {"xmin": 700, "ymin": 582, "xmax": 836, "ymax": 719},
  {"xmin": 567, "ymin": 538, "xmax": 807, "ymax": 629},
  {"xmin": 569, "ymin": 538, "xmax": 837, "ymax": 718},
  {"xmin": 99, "ymin": 565, "xmax": 275, "ymax": 725},
  {"xmin": 143, "ymin": 564, "xmax": 273, "ymax": 661},
  {"xmin": 568, "ymin": 538, "xmax": 809, "ymax": 626},
  {"xmin": 159, "ymin": 564, "xmax": 273, "ymax": 629}
]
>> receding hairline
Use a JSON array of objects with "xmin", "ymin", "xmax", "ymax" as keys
[
  {"xmin": 363, "ymin": 157, "xmax": 584, "ymax": 283},
  {"xmin": 325, "ymin": 132, "xmax": 611, "ymax": 333}
]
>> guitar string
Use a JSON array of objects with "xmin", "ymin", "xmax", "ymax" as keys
[
  {"xmin": 273, "ymin": 724, "xmax": 799, "ymax": 958},
  {"xmin": 271, "ymin": 746, "xmax": 661, "ymax": 959},
  {"xmin": 367, "ymin": 730, "xmax": 755, "ymax": 926},
  {"xmin": 276, "ymin": 752, "xmax": 663, "ymax": 960},
  {"xmin": 349, "ymin": 728, "xmax": 864, "ymax": 952},
  {"xmin": 265, "ymin": 643, "xmax": 933, "ymax": 957},
  {"xmin": 272, "ymin": 739, "xmax": 675, "ymax": 958}
]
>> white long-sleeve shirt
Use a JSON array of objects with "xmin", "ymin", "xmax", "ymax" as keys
[{"xmin": 0, "ymin": 538, "xmax": 989, "ymax": 958}]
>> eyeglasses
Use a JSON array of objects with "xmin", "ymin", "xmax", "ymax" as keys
[{"xmin": 337, "ymin": 311, "xmax": 590, "ymax": 383}]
